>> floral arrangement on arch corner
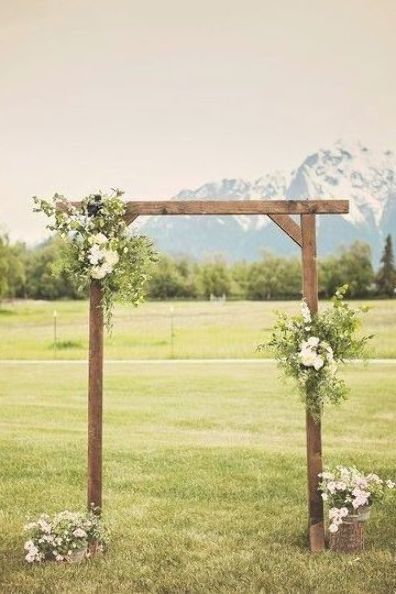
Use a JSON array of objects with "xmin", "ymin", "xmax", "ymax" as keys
[
  {"xmin": 23, "ymin": 508, "xmax": 108, "ymax": 563},
  {"xmin": 258, "ymin": 286, "xmax": 373, "ymax": 420},
  {"xmin": 33, "ymin": 189, "xmax": 157, "ymax": 329},
  {"xmin": 319, "ymin": 466, "xmax": 395, "ymax": 533}
]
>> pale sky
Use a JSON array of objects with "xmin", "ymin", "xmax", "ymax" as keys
[{"xmin": 1, "ymin": 0, "xmax": 395, "ymax": 242}]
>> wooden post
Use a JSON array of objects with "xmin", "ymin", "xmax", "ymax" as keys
[
  {"xmin": 88, "ymin": 280, "xmax": 103, "ymax": 513},
  {"xmin": 301, "ymin": 214, "xmax": 325, "ymax": 552}
]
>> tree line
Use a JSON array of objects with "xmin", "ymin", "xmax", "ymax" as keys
[{"xmin": 0, "ymin": 232, "xmax": 395, "ymax": 301}]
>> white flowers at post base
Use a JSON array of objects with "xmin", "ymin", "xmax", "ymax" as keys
[
  {"xmin": 319, "ymin": 466, "xmax": 395, "ymax": 533},
  {"xmin": 23, "ymin": 510, "xmax": 107, "ymax": 563}
]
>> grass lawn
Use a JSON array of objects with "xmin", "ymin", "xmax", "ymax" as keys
[
  {"xmin": 0, "ymin": 299, "xmax": 396, "ymax": 360},
  {"xmin": 0, "ymin": 361, "xmax": 395, "ymax": 593}
]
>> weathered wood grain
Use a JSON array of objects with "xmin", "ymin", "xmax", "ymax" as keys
[
  {"xmin": 122, "ymin": 200, "xmax": 349, "ymax": 223},
  {"xmin": 301, "ymin": 214, "xmax": 325, "ymax": 552},
  {"xmin": 329, "ymin": 522, "xmax": 365, "ymax": 552},
  {"xmin": 267, "ymin": 214, "xmax": 302, "ymax": 246},
  {"xmin": 88, "ymin": 281, "xmax": 103, "ymax": 514}
]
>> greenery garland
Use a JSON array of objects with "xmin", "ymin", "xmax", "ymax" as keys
[
  {"xmin": 259, "ymin": 286, "xmax": 372, "ymax": 420},
  {"xmin": 33, "ymin": 189, "xmax": 157, "ymax": 329}
]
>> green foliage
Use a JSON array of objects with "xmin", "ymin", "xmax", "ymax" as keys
[
  {"xmin": 33, "ymin": 190, "xmax": 157, "ymax": 328},
  {"xmin": 25, "ymin": 237, "xmax": 84, "ymax": 300},
  {"xmin": 319, "ymin": 241, "xmax": 374, "ymax": 298},
  {"xmin": 197, "ymin": 257, "xmax": 232, "ymax": 298},
  {"xmin": 0, "ymin": 229, "xmax": 392, "ymax": 303},
  {"xmin": 375, "ymin": 234, "xmax": 396, "ymax": 297},
  {"xmin": 247, "ymin": 253, "xmax": 301, "ymax": 300},
  {"xmin": 147, "ymin": 255, "xmax": 198, "ymax": 299},
  {"xmin": 0, "ymin": 233, "xmax": 26, "ymax": 300},
  {"xmin": 261, "ymin": 286, "xmax": 372, "ymax": 419},
  {"xmin": 0, "ymin": 234, "xmax": 9, "ymax": 299}
]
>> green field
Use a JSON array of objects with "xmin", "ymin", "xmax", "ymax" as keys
[
  {"xmin": 1, "ymin": 300, "xmax": 395, "ymax": 592},
  {"xmin": 1, "ymin": 299, "xmax": 396, "ymax": 360},
  {"xmin": 0, "ymin": 359, "xmax": 395, "ymax": 593}
]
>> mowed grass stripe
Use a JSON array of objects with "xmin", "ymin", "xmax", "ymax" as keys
[
  {"xmin": 0, "ymin": 361, "xmax": 395, "ymax": 593},
  {"xmin": 1, "ymin": 299, "xmax": 396, "ymax": 359}
]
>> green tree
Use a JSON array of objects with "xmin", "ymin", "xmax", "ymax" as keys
[
  {"xmin": 0, "ymin": 233, "xmax": 9, "ymax": 300},
  {"xmin": 247, "ymin": 253, "xmax": 301, "ymax": 300},
  {"xmin": 319, "ymin": 242, "xmax": 374, "ymax": 298},
  {"xmin": 230, "ymin": 261, "xmax": 250, "ymax": 299},
  {"xmin": 375, "ymin": 234, "xmax": 396, "ymax": 297},
  {"xmin": 5, "ymin": 241, "xmax": 27, "ymax": 298},
  {"xmin": 25, "ymin": 238, "xmax": 84, "ymax": 300},
  {"xmin": 197, "ymin": 258, "xmax": 231, "ymax": 299},
  {"xmin": 147, "ymin": 255, "xmax": 187, "ymax": 299}
]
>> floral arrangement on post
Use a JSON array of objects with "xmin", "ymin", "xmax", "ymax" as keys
[
  {"xmin": 33, "ymin": 189, "xmax": 157, "ymax": 329},
  {"xmin": 24, "ymin": 509, "xmax": 108, "ymax": 563},
  {"xmin": 259, "ymin": 286, "xmax": 372, "ymax": 419},
  {"xmin": 319, "ymin": 466, "xmax": 395, "ymax": 533}
]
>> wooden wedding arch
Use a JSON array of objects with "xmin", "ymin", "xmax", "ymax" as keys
[{"xmin": 64, "ymin": 198, "xmax": 349, "ymax": 553}]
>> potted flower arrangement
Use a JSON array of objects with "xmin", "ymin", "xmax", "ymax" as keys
[
  {"xmin": 24, "ymin": 509, "xmax": 108, "ymax": 563},
  {"xmin": 260, "ymin": 286, "xmax": 372, "ymax": 419},
  {"xmin": 319, "ymin": 466, "xmax": 395, "ymax": 552}
]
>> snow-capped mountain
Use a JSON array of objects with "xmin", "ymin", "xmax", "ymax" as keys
[{"xmin": 140, "ymin": 141, "xmax": 396, "ymax": 262}]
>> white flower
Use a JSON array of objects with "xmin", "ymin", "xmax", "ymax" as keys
[
  {"xmin": 24, "ymin": 540, "xmax": 35, "ymax": 551},
  {"xmin": 351, "ymin": 488, "xmax": 369, "ymax": 509},
  {"xmin": 356, "ymin": 478, "xmax": 368, "ymax": 489},
  {"xmin": 329, "ymin": 507, "xmax": 340, "ymax": 519},
  {"xmin": 327, "ymin": 482, "xmax": 337, "ymax": 495},
  {"xmin": 321, "ymin": 492, "xmax": 328, "ymax": 501},
  {"xmin": 101, "ymin": 262, "xmax": 114, "ymax": 275},
  {"xmin": 386, "ymin": 480, "xmax": 395, "ymax": 489},
  {"xmin": 367, "ymin": 473, "xmax": 382, "ymax": 485},
  {"xmin": 103, "ymin": 249, "xmax": 119, "ymax": 266},
  {"xmin": 328, "ymin": 523, "xmax": 339, "ymax": 533},
  {"xmin": 313, "ymin": 356, "xmax": 324, "ymax": 371},
  {"xmin": 307, "ymin": 336, "xmax": 320, "ymax": 348},
  {"xmin": 55, "ymin": 554, "xmax": 64, "ymax": 562},
  {"xmin": 37, "ymin": 519, "xmax": 51, "ymax": 533},
  {"xmin": 90, "ymin": 266, "xmax": 107, "ymax": 280},
  {"xmin": 88, "ymin": 245, "xmax": 103, "ymax": 265},
  {"xmin": 339, "ymin": 507, "xmax": 349, "ymax": 518},
  {"xmin": 299, "ymin": 349, "xmax": 317, "ymax": 368},
  {"xmin": 92, "ymin": 233, "xmax": 108, "ymax": 245},
  {"xmin": 73, "ymin": 528, "xmax": 87, "ymax": 538},
  {"xmin": 301, "ymin": 301, "xmax": 311, "ymax": 323}
]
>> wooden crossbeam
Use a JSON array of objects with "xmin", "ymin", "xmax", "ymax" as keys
[
  {"xmin": 123, "ymin": 199, "xmax": 349, "ymax": 223},
  {"xmin": 267, "ymin": 214, "xmax": 302, "ymax": 247}
]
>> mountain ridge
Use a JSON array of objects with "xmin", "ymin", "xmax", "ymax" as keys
[{"xmin": 140, "ymin": 140, "xmax": 396, "ymax": 262}]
